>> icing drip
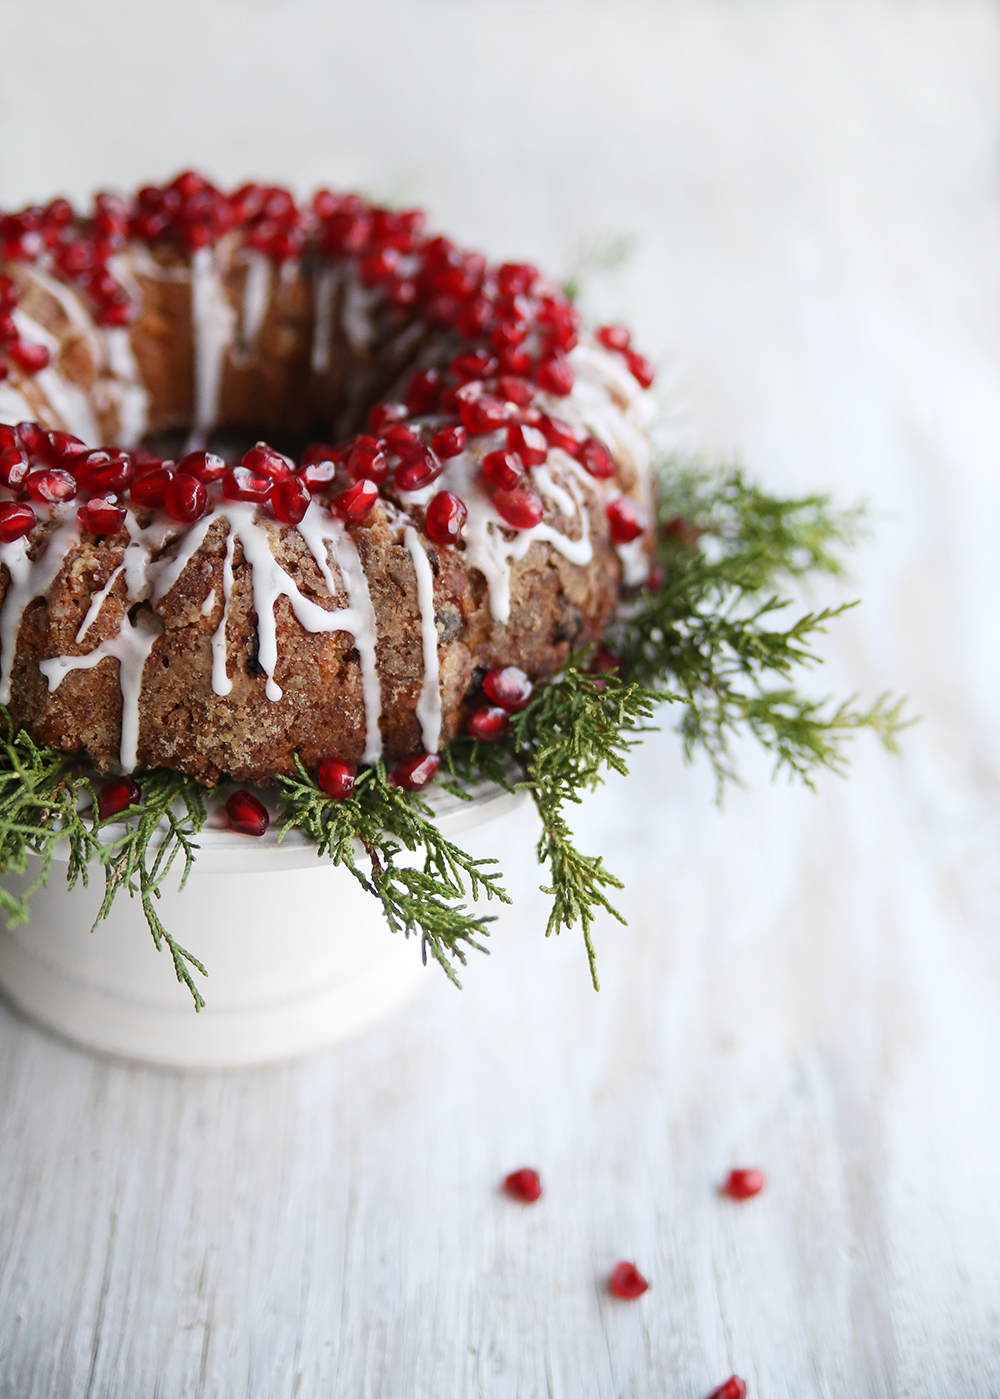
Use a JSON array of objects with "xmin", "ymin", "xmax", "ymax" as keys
[
  {"xmin": 187, "ymin": 246, "xmax": 236, "ymax": 450},
  {"xmin": 0, "ymin": 512, "xmax": 82, "ymax": 704},
  {"xmin": 342, "ymin": 274, "xmax": 381, "ymax": 355},
  {"xmin": 75, "ymin": 564, "xmax": 125, "ymax": 643},
  {"xmin": 403, "ymin": 525, "xmax": 441, "ymax": 754},
  {"xmin": 103, "ymin": 327, "xmax": 150, "ymax": 448},
  {"xmin": 240, "ymin": 250, "xmax": 272, "ymax": 353},
  {"xmin": 210, "ymin": 528, "xmax": 237, "ymax": 697},
  {"xmin": 14, "ymin": 310, "xmax": 99, "ymax": 445},
  {"xmin": 200, "ymin": 587, "xmax": 216, "ymax": 617},
  {"xmin": 39, "ymin": 607, "xmax": 163, "ymax": 773},
  {"xmin": 311, "ymin": 264, "xmax": 339, "ymax": 374}
]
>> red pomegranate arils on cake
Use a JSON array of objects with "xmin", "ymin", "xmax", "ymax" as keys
[
  {"xmin": 458, "ymin": 393, "xmax": 510, "ymax": 436},
  {"xmin": 404, "ymin": 367, "xmax": 443, "ymax": 415},
  {"xmin": 705, "ymin": 1378, "xmax": 747, "ymax": 1399},
  {"xmin": 382, "ymin": 424, "xmax": 424, "ymax": 461},
  {"xmin": 450, "ymin": 348, "xmax": 499, "ymax": 383},
  {"xmin": 503, "ymin": 1168, "xmax": 542, "ymax": 1203},
  {"xmin": 625, "ymin": 350, "xmax": 655, "ymax": 388},
  {"xmin": 7, "ymin": 340, "xmax": 50, "ymax": 374},
  {"xmin": 481, "ymin": 450, "xmax": 525, "ymax": 491},
  {"xmin": 430, "ymin": 425, "xmax": 467, "ymax": 459},
  {"xmin": 78, "ymin": 497, "xmax": 126, "ymax": 536},
  {"xmin": 318, "ymin": 757, "xmax": 357, "ymax": 800},
  {"xmin": 346, "ymin": 436, "xmax": 389, "ymax": 485},
  {"xmin": 607, "ymin": 1262, "xmax": 649, "ymax": 1300},
  {"xmin": 577, "ymin": 438, "xmax": 615, "ymax": 480},
  {"xmin": 331, "ymin": 478, "xmax": 378, "ymax": 523},
  {"xmin": 225, "ymin": 789, "xmax": 269, "ymax": 837},
  {"xmin": 0, "ymin": 446, "xmax": 29, "ymax": 489},
  {"xmin": 300, "ymin": 457, "xmax": 340, "ymax": 493},
  {"xmin": 482, "ymin": 666, "xmax": 532, "ymax": 712},
  {"xmin": 241, "ymin": 442, "xmax": 292, "ymax": 481},
  {"xmin": 0, "ymin": 501, "xmax": 36, "ymax": 542},
  {"xmin": 390, "ymin": 753, "xmax": 440, "ymax": 791},
  {"xmin": 80, "ymin": 450, "xmax": 134, "ymax": 493},
  {"xmin": 222, "ymin": 465, "xmax": 271, "ymax": 505},
  {"xmin": 538, "ymin": 414, "xmax": 583, "ymax": 455},
  {"xmin": 131, "ymin": 467, "xmax": 176, "ymax": 509},
  {"xmin": 368, "ymin": 401, "xmax": 408, "ymax": 434},
  {"xmin": 270, "ymin": 475, "xmax": 310, "ymax": 525},
  {"xmin": 506, "ymin": 423, "xmax": 548, "ymax": 467},
  {"xmin": 497, "ymin": 376, "xmax": 534, "ymax": 408},
  {"xmin": 596, "ymin": 325, "xmax": 631, "ymax": 353},
  {"xmin": 605, "ymin": 497, "xmax": 645, "ymax": 544},
  {"xmin": 424, "ymin": 491, "xmax": 467, "ymax": 545},
  {"xmin": 466, "ymin": 705, "xmax": 512, "ymax": 742},
  {"xmin": 25, "ymin": 467, "xmax": 77, "ymax": 505},
  {"xmin": 494, "ymin": 486, "xmax": 543, "ymax": 531},
  {"xmin": 394, "ymin": 450, "xmax": 443, "ymax": 493},
  {"xmin": 721, "ymin": 1168, "xmax": 765, "ymax": 1200},
  {"xmin": 97, "ymin": 776, "xmax": 141, "ymax": 823},
  {"xmin": 164, "ymin": 473, "xmax": 207, "ymax": 523},
  {"xmin": 178, "ymin": 449, "xmax": 226, "ymax": 483},
  {"xmin": 536, "ymin": 353, "xmax": 574, "ymax": 396},
  {"xmin": 40, "ymin": 431, "xmax": 90, "ymax": 471}
]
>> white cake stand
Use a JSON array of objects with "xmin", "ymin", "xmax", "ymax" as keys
[{"xmin": 0, "ymin": 780, "xmax": 527, "ymax": 1071}]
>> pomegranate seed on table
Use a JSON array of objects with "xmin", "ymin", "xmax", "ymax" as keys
[
  {"xmin": 131, "ymin": 467, "xmax": 176, "ymax": 509},
  {"xmin": 164, "ymin": 473, "xmax": 208, "ymax": 523},
  {"xmin": 97, "ymin": 776, "xmax": 141, "ymax": 823},
  {"xmin": 346, "ymin": 436, "xmax": 389, "ymax": 485},
  {"xmin": 317, "ymin": 757, "xmax": 357, "ymax": 800},
  {"xmin": 78, "ymin": 497, "xmax": 126, "ymax": 535},
  {"xmin": 178, "ymin": 449, "xmax": 226, "ymax": 483},
  {"xmin": 494, "ymin": 486, "xmax": 544, "ymax": 531},
  {"xmin": 578, "ymin": 438, "xmax": 615, "ymax": 480},
  {"xmin": 481, "ymin": 450, "xmax": 524, "ymax": 491},
  {"xmin": 506, "ymin": 423, "xmax": 548, "ymax": 467},
  {"xmin": 722, "ymin": 1168, "xmax": 765, "ymax": 1200},
  {"xmin": 536, "ymin": 353, "xmax": 574, "ymax": 396},
  {"xmin": 605, "ymin": 496, "xmax": 646, "ymax": 544},
  {"xmin": 390, "ymin": 752, "xmax": 440, "ymax": 791},
  {"xmin": 503, "ymin": 1168, "xmax": 542, "ymax": 1203},
  {"xmin": 225, "ymin": 789, "xmax": 269, "ymax": 837},
  {"xmin": 705, "ymin": 1378, "xmax": 747, "ymax": 1399},
  {"xmin": 596, "ymin": 325, "xmax": 631, "ymax": 353},
  {"xmin": 394, "ymin": 450, "xmax": 443, "ymax": 493},
  {"xmin": 270, "ymin": 475, "xmax": 310, "ymax": 525},
  {"xmin": 222, "ymin": 465, "xmax": 272, "ymax": 505},
  {"xmin": 607, "ymin": 1261, "xmax": 649, "ymax": 1300},
  {"xmin": 330, "ymin": 478, "xmax": 378, "ymax": 523},
  {"xmin": 424, "ymin": 491, "xmax": 467, "ymax": 545},
  {"xmin": 430, "ymin": 425, "xmax": 467, "ymax": 460},
  {"xmin": 0, "ymin": 502, "xmax": 36, "ymax": 542},
  {"xmin": 25, "ymin": 467, "xmax": 77, "ymax": 505},
  {"xmin": 241, "ymin": 442, "xmax": 292, "ymax": 481},
  {"xmin": 482, "ymin": 666, "xmax": 532, "ymax": 711},
  {"xmin": 466, "ymin": 705, "xmax": 512, "ymax": 742}
]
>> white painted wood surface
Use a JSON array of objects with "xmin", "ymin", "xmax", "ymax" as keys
[{"xmin": 1, "ymin": 1, "xmax": 999, "ymax": 1393}]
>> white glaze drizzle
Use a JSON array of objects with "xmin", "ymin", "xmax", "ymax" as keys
[
  {"xmin": 75, "ymin": 564, "xmax": 125, "ymax": 643},
  {"xmin": 210, "ymin": 528, "xmax": 237, "ymax": 697},
  {"xmin": 103, "ymin": 326, "xmax": 150, "ymax": 447},
  {"xmin": 240, "ymin": 250, "xmax": 272, "ymax": 353},
  {"xmin": 0, "ymin": 511, "xmax": 82, "ymax": 704},
  {"xmin": 311, "ymin": 264, "xmax": 339, "ymax": 374},
  {"xmin": 13, "ymin": 310, "xmax": 100, "ymax": 445},
  {"xmin": 342, "ymin": 274, "xmax": 381, "ymax": 355},
  {"xmin": 187, "ymin": 246, "xmax": 236, "ymax": 450},
  {"xmin": 39, "ymin": 607, "xmax": 162, "ymax": 772},
  {"xmin": 200, "ymin": 587, "xmax": 216, "ymax": 617},
  {"xmin": 403, "ymin": 526, "xmax": 441, "ymax": 754}
]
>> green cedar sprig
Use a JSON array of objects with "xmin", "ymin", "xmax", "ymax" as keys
[{"xmin": 275, "ymin": 758, "xmax": 509, "ymax": 983}]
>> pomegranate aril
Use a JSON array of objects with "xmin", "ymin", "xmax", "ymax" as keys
[
  {"xmin": 481, "ymin": 450, "xmax": 524, "ymax": 491},
  {"xmin": 346, "ymin": 436, "xmax": 389, "ymax": 485},
  {"xmin": 459, "ymin": 394, "xmax": 510, "ymax": 436},
  {"xmin": 497, "ymin": 376, "xmax": 534, "ymax": 408},
  {"xmin": 506, "ymin": 423, "xmax": 548, "ymax": 467},
  {"xmin": 78, "ymin": 497, "xmax": 126, "ymax": 535},
  {"xmin": 482, "ymin": 666, "xmax": 532, "ymax": 712},
  {"xmin": 607, "ymin": 1262, "xmax": 649, "ymax": 1300},
  {"xmin": 178, "ymin": 449, "xmax": 226, "ymax": 483},
  {"xmin": 222, "ymin": 465, "xmax": 271, "ymax": 505},
  {"xmin": 454, "ymin": 297, "xmax": 492, "ymax": 340},
  {"xmin": 578, "ymin": 438, "xmax": 615, "ymax": 480},
  {"xmin": 536, "ymin": 353, "xmax": 574, "ymax": 397},
  {"xmin": 80, "ymin": 449, "xmax": 133, "ymax": 493},
  {"xmin": 491, "ymin": 320, "xmax": 528, "ymax": 351},
  {"xmin": 498, "ymin": 347, "xmax": 533, "ymax": 377},
  {"xmin": 390, "ymin": 752, "xmax": 441, "ymax": 792},
  {"xmin": 368, "ymin": 401, "xmax": 408, "ymax": 434},
  {"xmin": 0, "ymin": 312, "xmax": 19, "ymax": 344},
  {"xmin": 301, "ymin": 457, "xmax": 340, "ymax": 493},
  {"xmin": 538, "ymin": 414, "xmax": 583, "ymax": 454},
  {"xmin": 382, "ymin": 423, "xmax": 425, "ymax": 461},
  {"xmin": 467, "ymin": 704, "xmax": 512, "ymax": 742},
  {"xmin": 25, "ymin": 467, "xmax": 77, "ymax": 505},
  {"xmin": 705, "ymin": 1378, "xmax": 747, "ymax": 1399},
  {"xmin": 450, "ymin": 348, "xmax": 499, "ymax": 383},
  {"xmin": 503, "ymin": 1168, "xmax": 542, "ymax": 1203},
  {"xmin": 331, "ymin": 478, "xmax": 378, "ymax": 523},
  {"xmin": 16, "ymin": 422, "xmax": 46, "ymax": 457},
  {"xmin": 494, "ymin": 486, "xmax": 543, "ymax": 531},
  {"xmin": 497, "ymin": 262, "xmax": 537, "ymax": 296},
  {"xmin": 606, "ymin": 496, "xmax": 645, "ymax": 544},
  {"xmin": 0, "ymin": 501, "xmax": 36, "ymax": 542},
  {"xmin": 225, "ymin": 789, "xmax": 269, "ymax": 838},
  {"xmin": 430, "ymin": 425, "xmax": 467, "ymax": 459},
  {"xmin": 596, "ymin": 324, "xmax": 631, "ymax": 353},
  {"xmin": 97, "ymin": 775, "xmax": 141, "ymax": 823},
  {"xmin": 242, "ymin": 442, "xmax": 292, "ymax": 481},
  {"xmin": 0, "ymin": 446, "xmax": 30, "ymax": 488},
  {"xmin": 0, "ymin": 275, "xmax": 17, "ymax": 309},
  {"xmin": 394, "ymin": 450, "xmax": 443, "ymax": 493},
  {"xmin": 269, "ymin": 475, "xmax": 310, "ymax": 525},
  {"xmin": 425, "ymin": 491, "xmax": 467, "ymax": 545},
  {"xmin": 7, "ymin": 340, "xmax": 50, "ymax": 374},
  {"xmin": 131, "ymin": 467, "xmax": 176, "ymax": 509},
  {"xmin": 0, "ymin": 424, "xmax": 18, "ymax": 449},
  {"xmin": 164, "ymin": 473, "xmax": 208, "ymax": 523},
  {"xmin": 722, "ymin": 1168, "xmax": 765, "ymax": 1200},
  {"xmin": 404, "ymin": 367, "xmax": 443, "ymax": 415},
  {"xmin": 40, "ymin": 430, "xmax": 90, "ymax": 471},
  {"xmin": 318, "ymin": 756, "xmax": 357, "ymax": 800},
  {"xmin": 625, "ymin": 349, "xmax": 655, "ymax": 389}
]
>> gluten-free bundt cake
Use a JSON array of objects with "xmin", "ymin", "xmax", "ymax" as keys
[{"xmin": 0, "ymin": 173, "xmax": 654, "ymax": 785}]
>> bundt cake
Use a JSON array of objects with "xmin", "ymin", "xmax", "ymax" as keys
[{"xmin": 0, "ymin": 173, "xmax": 655, "ymax": 786}]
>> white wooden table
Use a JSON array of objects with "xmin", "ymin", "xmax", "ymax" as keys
[{"xmin": 1, "ymin": 1, "xmax": 999, "ymax": 1393}]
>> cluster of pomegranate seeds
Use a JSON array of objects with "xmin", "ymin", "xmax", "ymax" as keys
[
  {"xmin": 705, "ymin": 1378, "xmax": 747, "ymax": 1399},
  {"xmin": 503, "ymin": 1168, "xmax": 542, "ymax": 1203},
  {"xmin": 390, "ymin": 752, "xmax": 440, "ymax": 791},
  {"xmin": 722, "ymin": 1168, "xmax": 765, "ymax": 1200},
  {"xmin": 607, "ymin": 1261, "xmax": 650, "ymax": 1300},
  {"xmin": 317, "ymin": 756, "xmax": 357, "ymax": 800},
  {"xmin": 225, "ymin": 789, "xmax": 269, "ymax": 837},
  {"xmin": 466, "ymin": 665, "xmax": 532, "ymax": 742},
  {"xmin": 595, "ymin": 324, "xmax": 656, "ymax": 389},
  {"xmin": 96, "ymin": 776, "xmax": 141, "ymax": 823},
  {"xmin": 0, "ymin": 274, "xmax": 51, "ymax": 380},
  {"xmin": 605, "ymin": 496, "xmax": 646, "ymax": 544}
]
